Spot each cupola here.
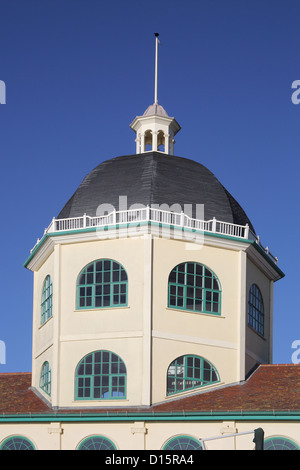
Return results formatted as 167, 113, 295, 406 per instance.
130, 34, 181, 155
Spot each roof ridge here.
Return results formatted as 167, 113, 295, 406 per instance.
0, 371, 31, 376
259, 363, 300, 367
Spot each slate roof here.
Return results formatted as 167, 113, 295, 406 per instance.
58, 152, 255, 234
1, 365, 299, 416
143, 103, 169, 117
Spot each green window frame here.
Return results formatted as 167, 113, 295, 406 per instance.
163, 435, 203, 450
168, 262, 221, 315
248, 284, 264, 336
75, 350, 127, 400
77, 259, 128, 309
167, 354, 220, 396
41, 275, 53, 324
78, 436, 117, 450
0, 436, 35, 450
40, 361, 51, 396
264, 437, 300, 450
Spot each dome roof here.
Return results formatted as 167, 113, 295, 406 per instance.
58, 152, 255, 233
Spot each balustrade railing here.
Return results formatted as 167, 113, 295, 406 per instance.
30, 207, 278, 264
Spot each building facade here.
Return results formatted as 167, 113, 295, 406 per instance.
1, 53, 299, 449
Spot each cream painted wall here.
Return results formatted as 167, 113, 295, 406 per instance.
59, 237, 145, 336
0, 420, 299, 450
58, 337, 144, 407
151, 237, 242, 401
32, 250, 55, 396
245, 258, 272, 372
31, 230, 274, 409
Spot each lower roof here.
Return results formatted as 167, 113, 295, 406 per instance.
0, 365, 300, 419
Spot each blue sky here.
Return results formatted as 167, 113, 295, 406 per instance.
0, 0, 299, 372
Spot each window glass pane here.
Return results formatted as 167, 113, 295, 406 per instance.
176, 378, 184, 390
187, 263, 194, 274
167, 354, 219, 395
77, 260, 128, 309
170, 285, 176, 295
186, 287, 194, 298
1, 437, 36, 450
86, 287, 92, 296
103, 284, 110, 295
163, 436, 202, 451
76, 351, 126, 400
195, 264, 203, 276
178, 263, 185, 273
95, 261, 102, 272
104, 260, 111, 270
248, 284, 264, 336
120, 284, 126, 293
213, 302, 219, 313
168, 263, 221, 315
194, 300, 202, 311
41, 276, 53, 324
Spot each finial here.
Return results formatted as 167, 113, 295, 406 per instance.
154, 33, 160, 105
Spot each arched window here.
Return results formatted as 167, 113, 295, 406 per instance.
157, 130, 165, 152
168, 262, 221, 314
41, 275, 53, 324
75, 350, 127, 400
78, 436, 117, 450
163, 435, 202, 450
264, 437, 299, 450
248, 284, 264, 336
77, 259, 128, 309
144, 129, 152, 151
0, 436, 35, 450
167, 354, 219, 396
40, 361, 51, 396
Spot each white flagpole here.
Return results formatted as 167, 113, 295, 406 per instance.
154, 33, 159, 104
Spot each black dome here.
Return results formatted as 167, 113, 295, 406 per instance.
58, 152, 255, 233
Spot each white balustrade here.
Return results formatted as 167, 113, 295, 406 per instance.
29, 206, 278, 264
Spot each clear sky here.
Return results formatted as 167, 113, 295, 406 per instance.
0, 0, 299, 372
